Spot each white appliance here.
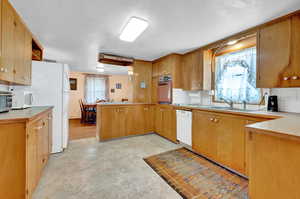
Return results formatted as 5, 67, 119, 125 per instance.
176, 110, 192, 146
30, 61, 70, 153
12, 91, 33, 109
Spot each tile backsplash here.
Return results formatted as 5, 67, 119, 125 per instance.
0, 84, 8, 91
173, 88, 300, 113
270, 88, 300, 113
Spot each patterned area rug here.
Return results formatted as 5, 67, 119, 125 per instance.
144, 148, 248, 199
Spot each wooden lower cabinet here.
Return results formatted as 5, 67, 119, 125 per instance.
192, 111, 218, 161
192, 110, 268, 175
97, 105, 154, 141
155, 105, 176, 142
0, 108, 52, 199
247, 130, 300, 199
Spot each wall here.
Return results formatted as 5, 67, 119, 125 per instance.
68, 72, 86, 119
173, 88, 300, 113
0, 84, 8, 91
108, 75, 130, 102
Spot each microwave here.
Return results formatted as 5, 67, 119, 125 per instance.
12, 91, 33, 109
0, 91, 13, 113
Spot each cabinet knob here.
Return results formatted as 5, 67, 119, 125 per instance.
292, 76, 299, 80
210, 118, 214, 122
214, 118, 219, 123
283, 77, 289, 81
34, 126, 43, 130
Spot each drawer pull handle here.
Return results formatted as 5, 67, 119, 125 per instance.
292, 76, 298, 80
283, 77, 289, 81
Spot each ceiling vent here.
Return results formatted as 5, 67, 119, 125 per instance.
98, 53, 134, 66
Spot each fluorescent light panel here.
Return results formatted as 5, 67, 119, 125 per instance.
120, 17, 149, 42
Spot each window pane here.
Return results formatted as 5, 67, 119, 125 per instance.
85, 76, 106, 103
215, 47, 261, 104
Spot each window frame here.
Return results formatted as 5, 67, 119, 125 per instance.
211, 43, 262, 105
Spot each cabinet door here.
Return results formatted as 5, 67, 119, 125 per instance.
27, 121, 39, 199
192, 111, 218, 160
1, 0, 15, 82
152, 62, 159, 77
48, 112, 53, 154
118, 107, 127, 137
190, 51, 203, 90
151, 77, 158, 103
216, 115, 246, 174
162, 107, 176, 142
182, 51, 203, 90
126, 106, 144, 136
99, 107, 120, 140
257, 18, 292, 88
144, 105, 154, 133
23, 29, 32, 85
42, 117, 49, 167
155, 106, 163, 135
14, 15, 26, 84
182, 53, 192, 90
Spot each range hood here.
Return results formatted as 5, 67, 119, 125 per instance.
98, 53, 134, 66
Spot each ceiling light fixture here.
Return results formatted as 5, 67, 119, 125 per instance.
120, 17, 149, 42
227, 40, 238, 45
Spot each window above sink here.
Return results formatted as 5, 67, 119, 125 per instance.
214, 37, 262, 104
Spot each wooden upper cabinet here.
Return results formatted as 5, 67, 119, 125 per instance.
182, 49, 212, 91
1, 0, 15, 82
152, 54, 182, 88
14, 15, 26, 84
0, 0, 33, 85
257, 14, 300, 88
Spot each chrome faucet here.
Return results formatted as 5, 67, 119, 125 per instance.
220, 97, 234, 109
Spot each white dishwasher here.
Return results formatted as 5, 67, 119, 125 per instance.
176, 110, 192, 146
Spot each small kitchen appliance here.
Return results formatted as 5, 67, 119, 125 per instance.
0, 91, 13, 113
267, 95, 278, 112
12, 90, 33, 109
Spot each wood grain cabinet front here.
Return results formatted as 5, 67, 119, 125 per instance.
97, 105, 155, 141
0, 108, 52, 199
0, 0, 33, 85
182, 49, 212, 91
257, 14, 300, 88
154, 105, 176, 142
192, 110, 269, 176
152, 54, 182, 89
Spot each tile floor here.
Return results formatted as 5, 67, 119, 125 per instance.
33, 134, 183, 199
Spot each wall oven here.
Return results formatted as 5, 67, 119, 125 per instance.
0, 91, 13, 113
158, 75, 172, 104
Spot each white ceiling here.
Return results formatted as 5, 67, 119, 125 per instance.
10, 0, 300, 73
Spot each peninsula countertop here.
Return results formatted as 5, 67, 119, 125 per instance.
0, 106, 53, 123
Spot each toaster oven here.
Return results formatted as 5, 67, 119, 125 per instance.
0, 91, 13, 113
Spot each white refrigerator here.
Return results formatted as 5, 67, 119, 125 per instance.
31, 61, 70, 153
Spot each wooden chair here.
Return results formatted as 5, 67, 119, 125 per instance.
79, 99, 96, 124
79, 99, 86, 123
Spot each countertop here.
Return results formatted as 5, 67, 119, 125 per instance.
0, 106, 53, 123
172, 104, 300, 139
97, 102, 154, 106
